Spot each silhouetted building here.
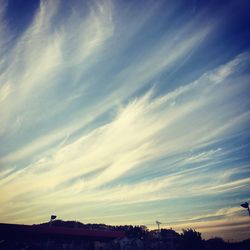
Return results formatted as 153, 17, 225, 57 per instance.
0, 223, 124, 250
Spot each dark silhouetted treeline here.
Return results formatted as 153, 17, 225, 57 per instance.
0, 220, 249, 250
34, 220, 250, 250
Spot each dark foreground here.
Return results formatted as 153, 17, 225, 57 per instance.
0, 221, 249, 250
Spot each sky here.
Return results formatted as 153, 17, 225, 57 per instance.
0, 0, 250, 241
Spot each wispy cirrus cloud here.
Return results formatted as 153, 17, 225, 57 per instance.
0, 3, 214, 163
0, 0, 249, 241
1, 52, 249, 220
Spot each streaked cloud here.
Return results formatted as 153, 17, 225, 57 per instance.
0, 0, 249, 241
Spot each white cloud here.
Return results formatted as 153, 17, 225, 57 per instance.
1, 52, 249, 217
185, 148, 222, 163
0, 6, 216, 162
0, 1, 249, 235
0, 0, 114, 137
0, 82, 11, 103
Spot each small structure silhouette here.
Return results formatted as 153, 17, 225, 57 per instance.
241, 202, 250, 216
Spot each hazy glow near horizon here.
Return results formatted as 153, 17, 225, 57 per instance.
0, 0, 250, 241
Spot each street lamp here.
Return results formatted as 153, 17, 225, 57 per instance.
47, 215, 56, 250
241, 202, 250, 216
50, 214, 57, 227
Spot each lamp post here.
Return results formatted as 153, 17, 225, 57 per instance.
241, 202, 250, 216
47, 215, 57, 250
50, 215, 57, 227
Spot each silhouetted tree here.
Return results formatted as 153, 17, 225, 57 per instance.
177, 228, 205, 250
206, 237, 226, 250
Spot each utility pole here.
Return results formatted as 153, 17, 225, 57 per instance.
155, 221, 161, 237
156, 221, 162, 250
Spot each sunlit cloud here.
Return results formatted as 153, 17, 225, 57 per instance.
0, 0, 249, 241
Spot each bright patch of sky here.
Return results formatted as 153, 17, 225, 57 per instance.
0, 0, 250, 241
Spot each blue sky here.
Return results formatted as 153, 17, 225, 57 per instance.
0, 0, 250, 241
